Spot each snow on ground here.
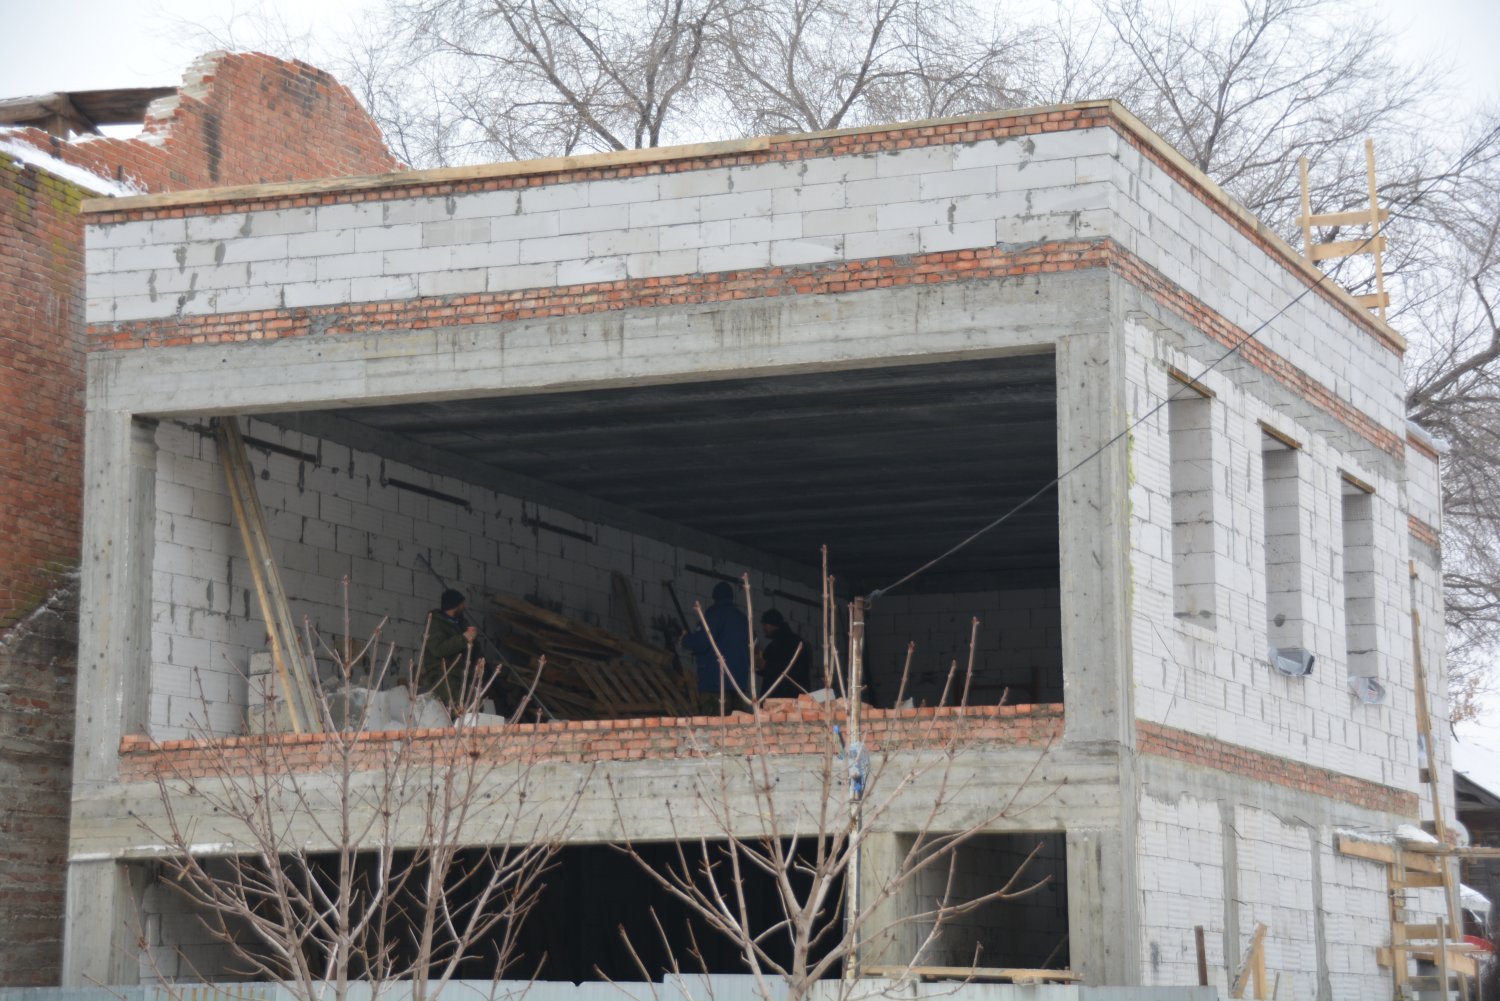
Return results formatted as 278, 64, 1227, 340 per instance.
0, 134, 142, 197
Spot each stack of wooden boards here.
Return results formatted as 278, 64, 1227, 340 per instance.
489, 592, 696, 719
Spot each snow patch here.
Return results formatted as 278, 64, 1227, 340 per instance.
1397, 823, 1441, 845
0, 135, 144, 197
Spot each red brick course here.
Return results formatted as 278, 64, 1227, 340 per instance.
1409, 514, 1441, 550
115, 706, 1417, 817
1137, 720, 1417, 816
117, 701, 1065, 781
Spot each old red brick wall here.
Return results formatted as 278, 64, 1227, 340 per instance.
0, 51, 397, 985
0, 159, 87, 636
6, 52, 400, 191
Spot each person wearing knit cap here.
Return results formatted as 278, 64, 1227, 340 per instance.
419, 589, 479, 711
759, 608, 811, 696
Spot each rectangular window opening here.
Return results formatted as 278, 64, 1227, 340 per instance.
1341, 479, 1377, 680
1261, 434, 1304, 659
1170, 393, 1216, 623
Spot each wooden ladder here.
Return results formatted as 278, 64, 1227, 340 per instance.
1298, 138, 1391, 320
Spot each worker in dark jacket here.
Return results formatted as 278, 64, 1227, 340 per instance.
419, 589, 478, 711
759, 609, 812, 696
680, 581, 752, 709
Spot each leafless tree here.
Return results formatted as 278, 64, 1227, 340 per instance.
1402, 114, 1500, 719
134, 597, 583, 995
611, 572, 1064, 1000
710, 0, 1040, 136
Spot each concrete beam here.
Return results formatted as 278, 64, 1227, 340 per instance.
70, 743, 1122, 861
87, 275, 1099, 418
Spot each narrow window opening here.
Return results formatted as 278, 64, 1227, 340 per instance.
1341, 478, 1377, 681
1262, 433, 1309, 675
1170, 393, 1216, 623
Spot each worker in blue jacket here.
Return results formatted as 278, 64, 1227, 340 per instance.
680, 581, 752, 711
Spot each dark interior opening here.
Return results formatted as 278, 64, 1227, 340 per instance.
266, 354, 1062, 713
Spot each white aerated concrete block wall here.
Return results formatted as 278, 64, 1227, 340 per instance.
1137, 795, 1396, 1000
863, 589, 1062, 707
149, 418, 823, 739
1321, 845, 1392, 1000
1233, 806, 1319, 1001
1137, 792, 1227, 993
1126, 322, 1416, 792
86, 129, 1118, 326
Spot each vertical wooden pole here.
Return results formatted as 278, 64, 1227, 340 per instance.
1365, 139, 1388, 323
1195, 925, 1209, 986
845, 596, 867, 981
1298, 156, 1314, 261
1411, 561, 1469, 1000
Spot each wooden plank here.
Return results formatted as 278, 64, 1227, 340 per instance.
1298, 156, 1314, 262
1230, 922, 1267, 999
1336, 835, 1397, 864
861, 966, 1079, 983
492, 592, 672, 665
1391, 871, 1446, 888
611, 572, 648, 643
1354, 292, 1391, 310
1195, 926, 1209, 986
217, 419, 318, 732
1302, 207, 1391, 228
1400, 923, 1444, 940
1308, 235, 1387, 261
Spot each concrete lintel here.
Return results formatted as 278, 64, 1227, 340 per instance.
86, 276, 1094, 418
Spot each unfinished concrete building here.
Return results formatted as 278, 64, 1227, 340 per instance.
68, 101, 1449, 996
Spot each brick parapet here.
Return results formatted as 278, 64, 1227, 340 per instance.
80, 102, 1400, 355
117, 701, 1064, 780
1137, 720, 1417, 816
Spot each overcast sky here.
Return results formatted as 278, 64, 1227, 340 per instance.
1, 0, 1496, 106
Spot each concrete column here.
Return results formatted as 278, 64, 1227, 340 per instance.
857, 832, 922, 969
1054, 329, 1133, 746
63, 861, 145, 985
1055, 326, 1141, 984
63, 408, 157, 985
1067, 826, 1138, 985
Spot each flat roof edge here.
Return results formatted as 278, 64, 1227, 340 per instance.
78, 99, 1118, 215
78, 97, 1405, 353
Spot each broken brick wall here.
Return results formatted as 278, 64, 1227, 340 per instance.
6, 51, 400, 192
0, 51, 397, 986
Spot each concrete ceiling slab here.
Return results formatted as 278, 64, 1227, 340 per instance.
325, 355, 1060, 592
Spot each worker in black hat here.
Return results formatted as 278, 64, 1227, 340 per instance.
419, 588, 479, 711
759, 608, 811, 696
